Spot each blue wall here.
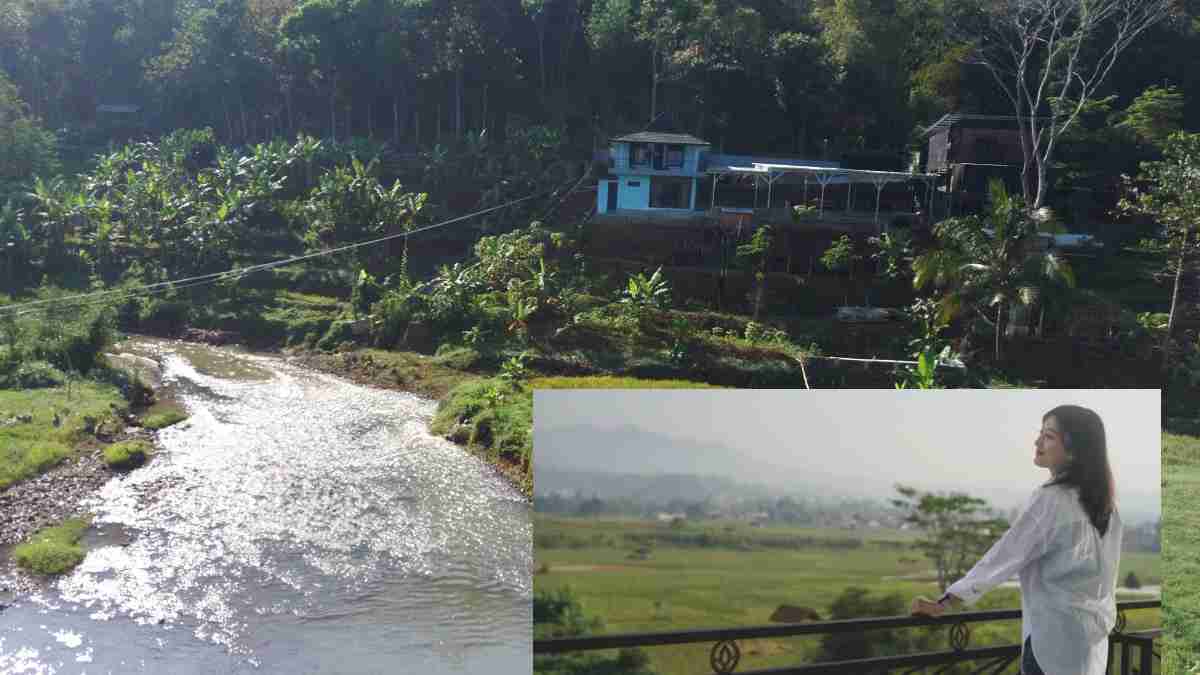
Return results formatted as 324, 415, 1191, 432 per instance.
598, 176, 704, 212
617, 176, 650, 210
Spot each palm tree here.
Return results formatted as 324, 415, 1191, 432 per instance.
913, 179, 1076, 363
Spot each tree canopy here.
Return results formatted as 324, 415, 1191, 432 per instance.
0, 0, 1184, 158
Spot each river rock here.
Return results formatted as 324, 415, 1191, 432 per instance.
181, 328, 240, 346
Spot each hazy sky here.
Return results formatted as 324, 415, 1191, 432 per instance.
535, 389, 1160, 518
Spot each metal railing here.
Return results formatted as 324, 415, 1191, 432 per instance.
534, 599, 1160, 674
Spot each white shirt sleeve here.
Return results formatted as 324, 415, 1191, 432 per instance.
946, 487, 1057, 606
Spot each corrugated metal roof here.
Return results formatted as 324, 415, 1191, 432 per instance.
610, 131, 711, 145
920, 112, 1032, 137
705, 154, 840, 172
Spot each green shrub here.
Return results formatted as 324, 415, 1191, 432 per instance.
371, 288, 426, 348
351, 269, 382, 318
7, 360, 65, 389
103, 439, 152, 470
431, 378, 532, 471
143, 409, 187, 430
316, 320, 357, 352
13, 518, 89, 575
433, 345, 483, 371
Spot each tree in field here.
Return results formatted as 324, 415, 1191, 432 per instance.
1118, 131, 1200, 373
891, 485, 1010, 593
953, 0, 1175, 209
1124, 571, 1141, 589
912, 179, 1075, 363
816, 586, 939, 663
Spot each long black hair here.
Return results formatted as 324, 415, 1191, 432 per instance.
1044, 405, 1116, 536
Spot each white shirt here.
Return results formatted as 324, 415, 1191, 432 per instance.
946, 483, 1123, 675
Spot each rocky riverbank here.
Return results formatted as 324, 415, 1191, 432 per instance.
0, 350, 170, 594
0, 425, 158, 598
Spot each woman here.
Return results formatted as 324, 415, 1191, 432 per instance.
910, 405, 1122, 675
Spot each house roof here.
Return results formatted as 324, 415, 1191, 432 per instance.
920, 112, 1053, 137
611, 130, 711, 146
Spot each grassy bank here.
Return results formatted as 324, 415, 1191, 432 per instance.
535, 516, 1162, 675
141, 400, 188, 430
103, 439, 153, 470
12, 518, 90, 575
1164, 428, 1200, 674
0, 382, 128, 489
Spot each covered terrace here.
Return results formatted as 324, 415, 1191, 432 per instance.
705, 162, 943, 231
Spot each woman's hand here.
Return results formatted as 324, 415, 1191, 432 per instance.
910, 596, 947, 617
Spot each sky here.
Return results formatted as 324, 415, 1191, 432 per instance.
535, 389, 1161, 520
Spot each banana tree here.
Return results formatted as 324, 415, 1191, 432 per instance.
27, 176, 77, 270
0, 200, 29, 288
288, 133, 324, 191
622, 266, 671, 309
913, 179, 1075, 363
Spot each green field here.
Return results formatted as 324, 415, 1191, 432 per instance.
535, 515, 1162, 674
1164, 428, 1200, 674
0, 382, 128, 489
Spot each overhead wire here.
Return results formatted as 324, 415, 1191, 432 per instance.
1, 188, 554, 318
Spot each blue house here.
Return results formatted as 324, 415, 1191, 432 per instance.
597, 129, 711, 214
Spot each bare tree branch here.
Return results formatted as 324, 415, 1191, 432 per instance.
951, 0, 1173, 209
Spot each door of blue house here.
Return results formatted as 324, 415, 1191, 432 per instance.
606, 180, 618, 211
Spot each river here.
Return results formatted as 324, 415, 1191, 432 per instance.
0, 337, 531, 673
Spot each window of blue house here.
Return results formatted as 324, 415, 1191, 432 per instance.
667, 145, 684, 169
631, 143, 650, 166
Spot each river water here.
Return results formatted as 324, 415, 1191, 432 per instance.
0, 338, 531, 674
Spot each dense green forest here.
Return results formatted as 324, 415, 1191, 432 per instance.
2, 0, 1199, 167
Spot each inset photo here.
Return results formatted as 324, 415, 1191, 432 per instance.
532, 389, 1160, 675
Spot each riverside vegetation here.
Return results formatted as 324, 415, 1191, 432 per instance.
0, 126, 1188, 576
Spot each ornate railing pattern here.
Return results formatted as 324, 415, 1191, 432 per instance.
534, 599, 1160, 674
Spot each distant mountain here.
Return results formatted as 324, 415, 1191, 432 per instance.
534, 424, 886, 499
535, 467, 757, 502
533, 424, 1161, 522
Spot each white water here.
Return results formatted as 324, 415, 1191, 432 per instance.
0, 338, 531, 673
